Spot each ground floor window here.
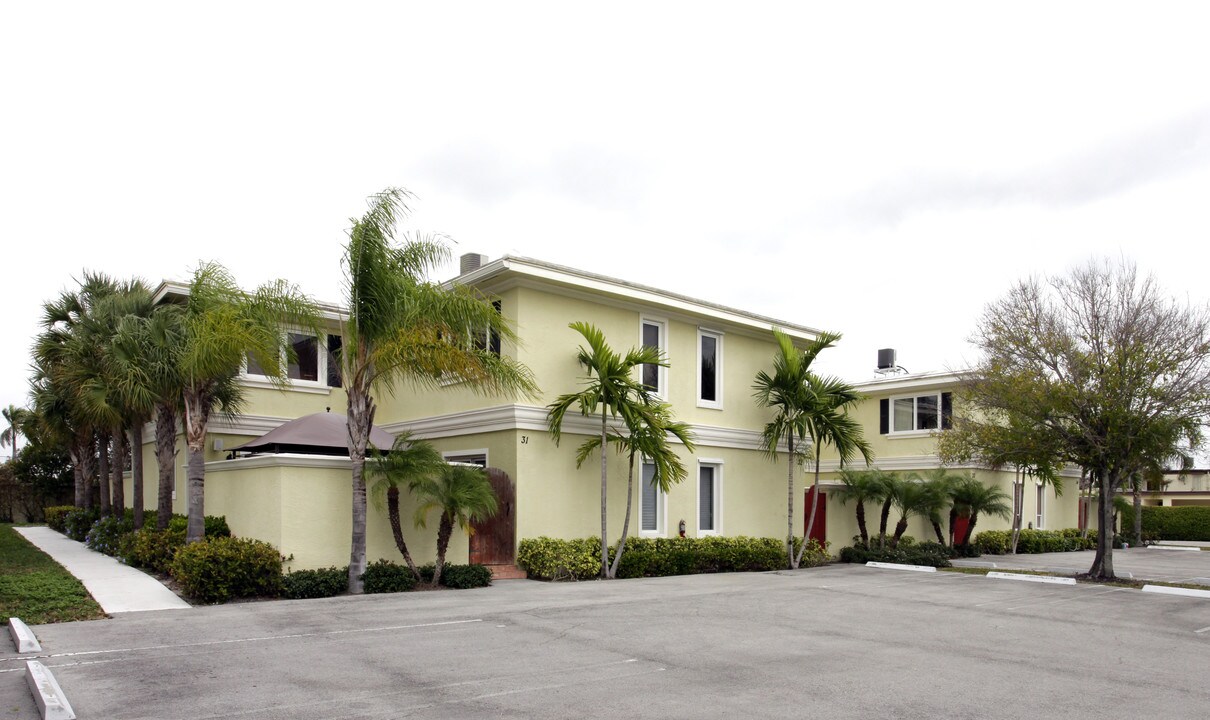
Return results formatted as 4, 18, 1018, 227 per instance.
1035, 483, 1045, 529
640, 462, 664, 535
698, 462, 721, 535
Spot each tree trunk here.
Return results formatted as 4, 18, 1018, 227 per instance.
98, 431, 111, 516
387, 484, 421, 580
346, 376, 374, 594
1132, 484, 1143, 546
931, 519, 945, 545
856, 500, 869, 548
962, 512, 979, 546
182, 389, 210, 544
786, 434, 795, 569
111, 430, 125, 516
878, 497, 893, 549
599, 408, 608, 579
948, 507, 958, 547
1088, 469, 1116, 579
1010, 469, 1023, 554
891, 517, 909, 548
797, 450, 822, 567
432, 513, 454, 587
130, 425, 144, 529
70, 442, 85, 507
154, 403, 176, 530
609, 453, 637, 579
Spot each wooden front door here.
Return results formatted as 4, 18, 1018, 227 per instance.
804, 486, 827, 547
470, 468, 516, 565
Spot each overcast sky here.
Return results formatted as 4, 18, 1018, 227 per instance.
3, 2, 1209, 441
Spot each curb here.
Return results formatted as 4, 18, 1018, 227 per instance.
865, 561, 937, 573
1141, 584, 1210, 599
987, 571, 1076, 585
25, 661, 76, 720
1147, 545, 1202, 552
7, 617, 42, 653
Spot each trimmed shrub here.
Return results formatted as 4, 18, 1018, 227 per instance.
85, 515, 135, 557
438, 563, 493, 589
361, 559, 417, 594
838, 541, 952, 568
44, 506, 76, 533
517, 536, 826, 581
1121, 505, 1210, 542
517, 537, 602, 581
974, 531, 1011, 555
975, 528, 1095, 555
124, 528, 186, 574
283, 566, 348, 599
63, 508, 101, 542
163, 514, 231, 538
170, 536, 283, 604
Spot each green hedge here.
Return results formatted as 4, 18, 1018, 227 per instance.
283, 566, 348, 599
838, 541, 953, 568
170, 536, 283, 604
63, 508, 101, 541
1121, 505, 1210, 542
361, 559, 417, 593
85, 515, 135, 556
517, 536, 827, 581
44, 506, 75, 533
974, 528, 1095, 555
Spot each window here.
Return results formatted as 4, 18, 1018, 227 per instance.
640, 319, 666, 397
639, 462, 664, 536
244, 331, 342, 389
697, 462, 722, 535
1035, 482, 1045, 529
698, 330, 723, 408
444, 451, 488, 467
472, 301, 503, 357
879, 392, 952, 434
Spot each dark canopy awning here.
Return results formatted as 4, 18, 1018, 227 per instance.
231, 412, 396, 457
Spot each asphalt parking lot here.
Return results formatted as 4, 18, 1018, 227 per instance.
4, 557, 1209, 720
952, 545, 1210, 584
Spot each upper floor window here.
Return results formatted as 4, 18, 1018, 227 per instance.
641, 319, 666, 397
698, 329, 723, 409
879, 392, 952, 434
471, 300, 502, 357
246, 332, 343, 389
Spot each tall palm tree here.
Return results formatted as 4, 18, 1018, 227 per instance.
753, 327, 842, 569
409, 463, 498, 587
832, 467, 892, 548
340, 188, 537, 593
913, 468, 964, 545
1, 405, 30, 462
889, 480, 936, 548
369, 432, 446, 581
951, 477, 1012, 547
177, 263, 320, 542
801, 373, 872, 563
547, 322, 661, 579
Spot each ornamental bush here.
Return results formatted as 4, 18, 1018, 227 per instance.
435, 563, 493, 589
838, 541, 953, 568
282, 566, 348, 599
1121, 505, 1210, 542
123, 528, 186, 574
516, 537, 602, 580
63, 508, 101, 542
85, 515, 135, 557
170, 536, 283, 604
44, 506, 76, 533
975, 528, 1095, 555
361, 559, 417, 594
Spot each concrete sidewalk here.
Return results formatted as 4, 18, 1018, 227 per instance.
15, 526, 191, 614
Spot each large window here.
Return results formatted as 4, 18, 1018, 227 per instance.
698, 462, 722, 535
698, 330, 723, 409
640, 462, 664, 536
245, 332, 342, 389
1035, 483, 1045, 529
880, 392, 952, 434
640, 319, 666, 397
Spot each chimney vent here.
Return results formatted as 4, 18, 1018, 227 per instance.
460, 253, 489, 275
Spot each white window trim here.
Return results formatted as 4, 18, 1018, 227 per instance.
241, 328, 333, 393
639, 317, 668, 400
696, 328, 724, 410
1035, 480, 1045, 529
638, 459, 667, 537
887, 392, 944, 435
696, 458, 723, 536
442, 448, 490, 467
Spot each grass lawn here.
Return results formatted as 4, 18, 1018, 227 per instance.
0, 523, 105, 625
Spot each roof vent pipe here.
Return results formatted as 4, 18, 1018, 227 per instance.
460, 253, 489, 275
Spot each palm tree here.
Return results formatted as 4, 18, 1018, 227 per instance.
547, 322, 661, 578
340, 188, 537, 593
832, 467, 892, 548
913, 468, 964, 545
876, 473, 909, 549
177, 263, 320, 542
369, 432, 446, 581
409, 463, 498, 586
753, 327, 841, 569
1, 405, 30, 462
801, 373, 872, 563
889, 480, 937, 548
951, 477, 1012, 547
